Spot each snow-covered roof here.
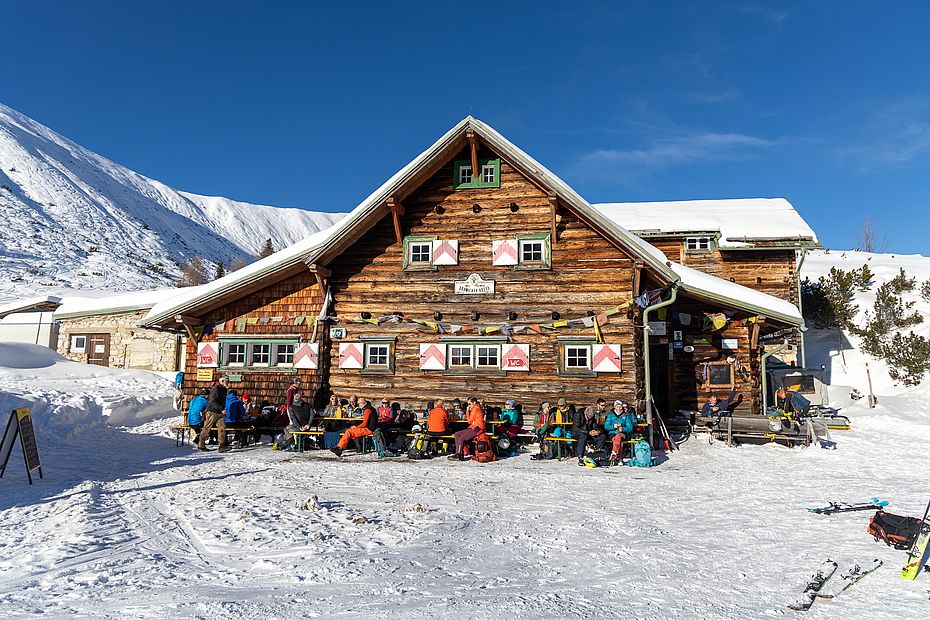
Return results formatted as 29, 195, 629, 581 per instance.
670, 262, 803, 325
54, 288, 188, 319
0, 295, 63, 318
592, 198, 819, 248
140, 117, 805, 329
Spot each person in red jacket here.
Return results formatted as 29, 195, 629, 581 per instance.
449, 397, 485, 461
331, 397, 376, 457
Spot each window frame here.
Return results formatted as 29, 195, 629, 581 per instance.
218, 338, 299, 371
70, 334, 87, 354
453, 158, 501, 189
402, 235, 438, 271
515, 233, 552, 270
360, 338, 396, 375
557, 338, 596, 377
685, 236, 714, 254
440, 337, 506, 375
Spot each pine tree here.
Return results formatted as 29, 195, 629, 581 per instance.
176, 256, 209, 287
214, 261, 226, 280
258, 238, 274, 259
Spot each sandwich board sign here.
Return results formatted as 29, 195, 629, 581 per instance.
0, 407, 43, 484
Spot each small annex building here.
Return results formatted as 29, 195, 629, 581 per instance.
55, 290, 185, 370
140, 117, 816, 424
0, 295, 63, 347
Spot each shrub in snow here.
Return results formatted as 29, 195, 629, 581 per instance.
177, 255, 209, 287
921, 279, 930, 303
883, 332, 930, 386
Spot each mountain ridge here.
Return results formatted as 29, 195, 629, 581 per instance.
0, 102, 344, 302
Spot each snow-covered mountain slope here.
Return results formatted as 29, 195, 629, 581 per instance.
0, 102, 344, 302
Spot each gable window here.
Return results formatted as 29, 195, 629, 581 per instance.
454, 158, 501, 189
70, 334, 87, 354
685, 236, 713, 253
220, 338, 298, 370
410, 242, 432, 264
516, 233, 551, 270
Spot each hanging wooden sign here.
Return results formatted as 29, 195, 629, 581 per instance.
196, 367, 215, 382
0, 407, 43, 485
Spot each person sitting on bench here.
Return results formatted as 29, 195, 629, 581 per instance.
573, 401, 606, 465
275, 393, 315, 450
187, 388, 209, 436
331, 397, 375, 457
428, 399, 450, 438
449, 397, 484, 461
775, 387, 812, 416
700, 387, 738, 417
605, 400, 637, 466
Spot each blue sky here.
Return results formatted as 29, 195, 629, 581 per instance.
3, 1, 929, 253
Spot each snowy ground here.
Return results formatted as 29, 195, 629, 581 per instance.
2, 250, 930, 619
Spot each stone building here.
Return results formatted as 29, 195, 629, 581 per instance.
55, 290, 184, 371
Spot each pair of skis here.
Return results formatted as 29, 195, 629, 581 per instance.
808, 497, 888, 515
901, 500, 930, 581
789, 559, 883, 611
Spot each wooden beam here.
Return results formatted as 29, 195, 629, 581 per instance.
306, 263, 332, 292
750, 318, 765, 349
387, 197, 405, 245
174, 314, 203, 326
548, 193, 559, 242
466, 129, 479, 178
633, 260, 644, 297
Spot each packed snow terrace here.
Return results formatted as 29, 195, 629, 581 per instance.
142, 117, 816, 436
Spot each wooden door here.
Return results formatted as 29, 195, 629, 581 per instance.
87, 334, 111, 366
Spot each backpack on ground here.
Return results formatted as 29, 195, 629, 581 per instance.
625, 440, 654, 468
407, 432, 430, 460
372, 428, 398, 457
583, 449, 611, 468
473, 432, 497, 463
868, 510, 923, 550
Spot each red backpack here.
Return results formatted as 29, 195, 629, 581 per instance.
867, 510, 923, 550
473, 432, 497, 463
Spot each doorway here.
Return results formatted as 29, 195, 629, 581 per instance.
87, 334, 111, 366
649, 343, 673, 417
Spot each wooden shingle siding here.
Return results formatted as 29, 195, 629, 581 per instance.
180, 272, 323, 408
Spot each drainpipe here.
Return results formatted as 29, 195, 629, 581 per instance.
643, 281, 680, 449
796, 248, 808, 368
761, 338, 790, 413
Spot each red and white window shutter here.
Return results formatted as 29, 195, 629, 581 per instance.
418, 343, 447, 370
293, 343, 319, 369
197, 342, 218, 368
592, 344, 622, 373
431, 240, 459, 265
501, 343, 530, 371
338, 343, 364, 369
492, 239, 519, 266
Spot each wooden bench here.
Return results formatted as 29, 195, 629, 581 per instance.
168, 425, 255, 448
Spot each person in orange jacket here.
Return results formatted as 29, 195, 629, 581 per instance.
331, 397, 376, 457
449, 396, 485, 460
427, 399, 450, 437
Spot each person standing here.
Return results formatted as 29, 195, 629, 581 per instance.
198, 376, 230, 453
331, 397, 376, 456
449, 397, 484, 461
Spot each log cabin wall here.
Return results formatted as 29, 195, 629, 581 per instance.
325, 150, 642, 411
180, 272, 323, 409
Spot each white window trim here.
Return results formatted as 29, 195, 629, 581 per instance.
458, 164, 473, 185
249, 343, 271, 367
409, 242, 433, 265
225, 343, 246, 367
685, 236, 713, 253
481, 164, 495, 183
564, 344, 592, 370
448, 345, 473, 368
520, 239, 544, 263
274, 343, 295, 368
475, 345, 501, 369
71, 335, 87, 354
366, 344, 391, 368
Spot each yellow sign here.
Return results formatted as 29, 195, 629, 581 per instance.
196, 367, 215, 382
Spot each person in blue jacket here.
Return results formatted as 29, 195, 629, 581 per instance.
605, 400, 637, 465
225, 390, 246, 425
187, 388, 209, 435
